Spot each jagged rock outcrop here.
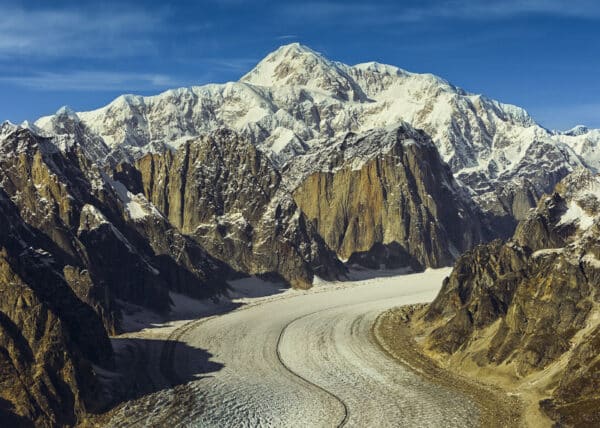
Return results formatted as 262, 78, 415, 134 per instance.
292, 127, 486, 269
0, 126, 234, 424
0, 127, 230, 328
0, 189, 112, 426
418, 168, 600, 425
131, 129, 344, 288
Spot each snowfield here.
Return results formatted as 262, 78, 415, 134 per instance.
106, 268, 479, 427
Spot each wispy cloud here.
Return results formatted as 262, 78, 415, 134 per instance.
430, 0, 600, 20
279, 0, 600, 25
0, 71, 181, 91
0, 5, 164, 59
276, 35, 298, 40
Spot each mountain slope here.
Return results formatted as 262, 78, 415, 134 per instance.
0, 126, 231, 327
411, 169, 600, 426
0, 187, 112, 426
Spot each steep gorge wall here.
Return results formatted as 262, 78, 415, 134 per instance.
0, 189, 112, 426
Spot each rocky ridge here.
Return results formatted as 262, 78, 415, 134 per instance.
130, 128, 345, 288
413, 168, 600, 425
0, 187, 112, 426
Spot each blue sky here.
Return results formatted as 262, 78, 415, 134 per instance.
1, 0, 599, 130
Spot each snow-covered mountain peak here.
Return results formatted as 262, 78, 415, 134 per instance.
241, 43, 366, 101
352, 61, 407, 76
0, 122, 22, 147
271, 42, 320, 57
111, 94, 145, 108
563, 125, 589, 136
242, 43, 329, 85
35, 106, 81, 132
56, 105, 79, 119
1, 120, 17, 136
37, 105, 81, 129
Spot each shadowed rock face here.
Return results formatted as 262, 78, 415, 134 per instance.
0, 128, 231, 328
0, 189, 112, 426
292, 128, 486, 269
0, 128, 233, 424
133, 129, 345, 288
420, 169, 600, 424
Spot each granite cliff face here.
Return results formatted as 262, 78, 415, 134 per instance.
418, 169, 600, 425
130, 129, 344, 288
122, 125, 488, 279
292, 127, 485, 269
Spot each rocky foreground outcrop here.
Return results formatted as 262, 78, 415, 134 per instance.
0, 127, 232, 424
0, 188, 112, 426
414, 169, 600, 425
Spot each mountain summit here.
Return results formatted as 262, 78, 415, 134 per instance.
241, 43, 367, 101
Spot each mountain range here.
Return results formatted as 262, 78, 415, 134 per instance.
0, 43, 599, 425
28, 43, 600, 226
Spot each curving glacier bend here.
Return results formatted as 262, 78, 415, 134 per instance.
106, 268, 479, 427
